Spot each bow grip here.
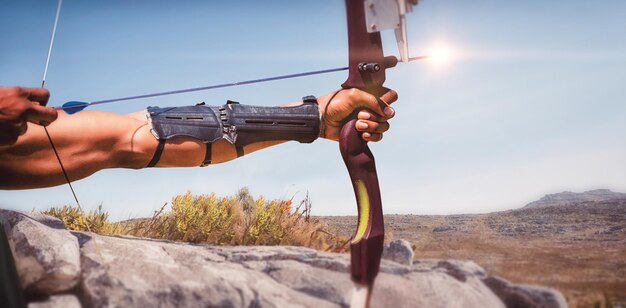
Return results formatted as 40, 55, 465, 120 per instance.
339, 119, 385, 286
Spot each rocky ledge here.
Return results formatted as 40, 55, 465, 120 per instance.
0, 209, 566, 307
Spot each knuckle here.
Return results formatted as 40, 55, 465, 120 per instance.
346, 88, 360, 100
369, 134, 382, 142
41, 90, 51, 103
384, 89, 399, 102
16, 102, 29, 114
7, 105, 28, 120
8, 87, 23, 96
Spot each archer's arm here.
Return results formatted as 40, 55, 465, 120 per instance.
0, 88, 396, 190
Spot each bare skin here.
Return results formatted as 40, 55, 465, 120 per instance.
0, 88, 397, 190
0, 87, 57, 146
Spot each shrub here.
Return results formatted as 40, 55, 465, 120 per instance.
42, 204, 126, 235
41, 189, 348, 251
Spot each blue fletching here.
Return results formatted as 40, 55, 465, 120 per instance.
62, 101, 89, 114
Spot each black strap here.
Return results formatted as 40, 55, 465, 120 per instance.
201, 143, 212, 167
147, 140, 166, 168
236, 145, 245, 158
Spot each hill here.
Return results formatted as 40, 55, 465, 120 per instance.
319, 191, 626, 307
524, 189, 626, 209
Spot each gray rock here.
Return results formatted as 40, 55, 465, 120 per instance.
382, 239, 414, 265
432, 225, 455, 233
27, 294, 81, 308
76, 232, 509, 307
0, 210, 80, 294
0, 209, 568, 307
76, 233, 336, 307
483, 276, 567, 308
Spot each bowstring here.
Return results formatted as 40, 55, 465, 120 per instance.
41, 0, 92, 233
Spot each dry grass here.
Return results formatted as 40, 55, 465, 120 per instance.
42, 204, 127, 235
43, 191, 625, 307
41, 188, 349, 251
320, 201, 626, 308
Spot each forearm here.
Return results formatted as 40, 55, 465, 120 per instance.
0, 110, 155, 189
0, 101, 307, 189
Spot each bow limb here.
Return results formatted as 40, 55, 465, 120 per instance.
340, 0, 394, 306
340, 119, 384, 307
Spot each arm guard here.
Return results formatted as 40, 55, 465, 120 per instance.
146, 99, 320, 165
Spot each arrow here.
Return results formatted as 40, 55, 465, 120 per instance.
56, 54, 431, 115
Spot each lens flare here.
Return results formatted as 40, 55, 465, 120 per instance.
428, 45, 453, 65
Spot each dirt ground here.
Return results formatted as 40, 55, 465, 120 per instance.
319, 200, 626, 307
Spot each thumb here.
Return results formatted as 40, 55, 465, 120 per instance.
348, 88, 394, 119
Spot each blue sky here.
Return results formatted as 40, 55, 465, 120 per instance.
1, 0, 625, 219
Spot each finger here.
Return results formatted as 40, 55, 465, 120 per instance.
356, 120, 389, 134
349, 89, 396, 119
377, 88, 398, 119
347, 89, 388, 118
24, 87, 51, 105
379, 88, 398, 106
378, 89, 398, 119
357, 110, 387, 123
362, 132, 383, 142
24, 103, 58, 126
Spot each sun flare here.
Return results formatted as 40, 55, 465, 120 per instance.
428, 45, 453, 65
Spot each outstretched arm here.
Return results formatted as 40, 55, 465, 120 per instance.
0, 89, 397, 190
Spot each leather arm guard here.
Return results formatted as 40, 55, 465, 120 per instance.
146, 99, 320, 166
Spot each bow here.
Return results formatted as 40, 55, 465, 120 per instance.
339, 0, 416, 306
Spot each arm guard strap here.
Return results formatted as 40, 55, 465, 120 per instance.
146, 99, 320, 166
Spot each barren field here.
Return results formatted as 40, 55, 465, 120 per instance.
319, 200, 626, 307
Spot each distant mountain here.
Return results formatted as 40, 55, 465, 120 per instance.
523, 189, 626, 209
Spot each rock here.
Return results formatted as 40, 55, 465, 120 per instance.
76, 232, 336, 307
483, 276, 567, 308
0, 209, 569, 307
0, 210, 80, 294
382, 239, 414, 265
75, 232, 509, 307
375, 259, 505, 308
27, 294, 81, 308
432, 225, 454, 233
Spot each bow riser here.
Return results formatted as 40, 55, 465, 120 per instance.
342, 0, 387, 93
341, 0, 389, 289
